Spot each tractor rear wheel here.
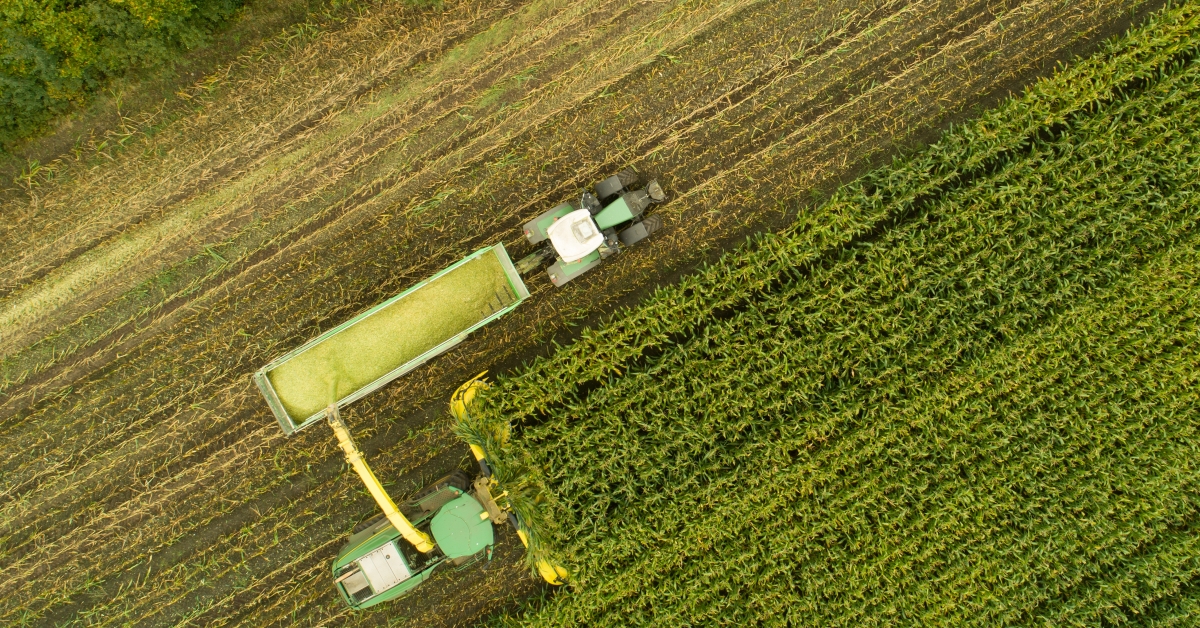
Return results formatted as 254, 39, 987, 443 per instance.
617, 214, 663, 246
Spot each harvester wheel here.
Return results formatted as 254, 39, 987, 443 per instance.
352, 513, 385, 534
642, 214, 663, 235
401, 470, 473, 516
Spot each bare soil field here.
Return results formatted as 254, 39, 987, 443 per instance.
0, 0, 1168, 625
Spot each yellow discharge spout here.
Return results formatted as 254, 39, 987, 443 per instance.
326, 405, 435, 553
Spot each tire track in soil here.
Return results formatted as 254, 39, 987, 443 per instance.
0, 0, 534, 298
0, 0, 1161, 624
0, 0, 599, 377
0, 1, 515, 303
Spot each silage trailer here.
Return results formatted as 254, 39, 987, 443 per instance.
254, 243, 528, 435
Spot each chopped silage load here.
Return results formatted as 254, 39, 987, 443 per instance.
267, 251, 514, 421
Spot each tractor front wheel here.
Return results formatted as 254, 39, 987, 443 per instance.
595, 169, 637, 203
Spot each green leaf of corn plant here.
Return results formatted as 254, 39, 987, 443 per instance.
479, 2, 1200, 623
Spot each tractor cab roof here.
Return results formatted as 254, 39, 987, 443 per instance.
547, 209, 604, 262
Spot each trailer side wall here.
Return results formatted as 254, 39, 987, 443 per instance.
255, 244, 527, 433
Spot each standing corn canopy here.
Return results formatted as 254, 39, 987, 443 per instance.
478, 3, 1200, 625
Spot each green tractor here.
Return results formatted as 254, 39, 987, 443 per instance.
516, 170, 666, 286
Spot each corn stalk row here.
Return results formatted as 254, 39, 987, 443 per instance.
464, 3, 1200, 624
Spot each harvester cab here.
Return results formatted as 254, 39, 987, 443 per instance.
326, 405, 499, 609
516, 170, 666, 286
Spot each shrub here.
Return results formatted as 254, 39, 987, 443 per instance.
0, 0, 242, 144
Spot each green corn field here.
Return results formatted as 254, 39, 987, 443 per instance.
461, 3, 1200, 624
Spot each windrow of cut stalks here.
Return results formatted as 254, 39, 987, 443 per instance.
465, 3, 1200, 625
